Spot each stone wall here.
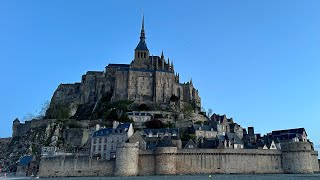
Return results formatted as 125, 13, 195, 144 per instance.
38, 142, 319, 177
14, 119, 56, 137
138, 148, 283, 175
138, 150, 155, 175
311, 151, 319, 172
38, 155, 115, 177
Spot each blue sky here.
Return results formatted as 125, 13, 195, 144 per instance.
0, 1, 319, 151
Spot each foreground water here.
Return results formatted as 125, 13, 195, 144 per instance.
1, 174, 320, 180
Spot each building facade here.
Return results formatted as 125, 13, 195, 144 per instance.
90, 122, 133, 160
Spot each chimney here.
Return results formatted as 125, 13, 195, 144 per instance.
248, 127, 254, 136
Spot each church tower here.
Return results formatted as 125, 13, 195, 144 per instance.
134, 16, 149, 60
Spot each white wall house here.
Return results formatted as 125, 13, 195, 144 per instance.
90, 122, 133, 160
127, 112, 152, 128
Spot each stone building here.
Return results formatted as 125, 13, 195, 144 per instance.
190, 124, 217, 139
263, 128, 309, 150
217, 133, 244, 149
132, 128, 182, 150
90, 122, 133, 160
46, 17, 201, 119
209, 114, 243, 138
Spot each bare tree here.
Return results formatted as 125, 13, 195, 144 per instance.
207, 108, 213, 118
22, 100, 50, 121
37, 100, 50, 119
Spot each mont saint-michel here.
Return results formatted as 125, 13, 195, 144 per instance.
0, 18, 319, 178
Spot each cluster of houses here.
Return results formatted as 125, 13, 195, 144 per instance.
87, 112, 312, 160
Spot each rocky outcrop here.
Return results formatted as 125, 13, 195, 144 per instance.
46, 71, 113, 119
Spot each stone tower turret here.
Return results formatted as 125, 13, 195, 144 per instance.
171, 60, 174, 72
134, 16, 149, 60
115, 142, 139, 176
161, 51, 165, 69
281, 142, 314, 173
12, 118, 20, 137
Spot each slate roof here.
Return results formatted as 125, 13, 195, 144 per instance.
157, 137, 175, 147
184, 139, 197, 149
274, 133, 299, 141
202, 138, 218, 149
93, 123, 131, 138
107, 64, 130, 68
226, 133, 243, 144
116, 123, 130, 130
18, 155, 33, 166
92, 128, 113, 138
86, 71, 104, 75
271, 128, 306, 136
135, 40, 148, 51
128, 131, 146, 144
217, 135, 226, 141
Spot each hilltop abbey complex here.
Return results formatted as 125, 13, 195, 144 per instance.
45, 17, 201, 119
1, 17, 319, 177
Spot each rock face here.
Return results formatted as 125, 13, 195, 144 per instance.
45, 19, 201, 120
0, 138, 11, 169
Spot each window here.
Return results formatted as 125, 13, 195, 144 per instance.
93, 139, 97, 144
99, 138, 102, 143
104, 138, 107, 143
98, 145, 101, 151
104, 145, 107, 150
93, 145, 96, 151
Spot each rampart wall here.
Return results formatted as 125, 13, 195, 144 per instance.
38, 155, 115, 177
138, 149, 283, 175
15, 119, 56, 137
38, 142, 319, 177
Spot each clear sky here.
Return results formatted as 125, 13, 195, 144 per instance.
0, 1, 319, 151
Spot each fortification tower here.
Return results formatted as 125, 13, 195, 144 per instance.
115, 142, 139, 176
12, 118, 20, 137
281, 142, 314, 173
155, 146, 177, 175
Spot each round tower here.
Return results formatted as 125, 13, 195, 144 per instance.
155, 147, 177, 175
281, 142, 314, 173
115, 142, 139, 176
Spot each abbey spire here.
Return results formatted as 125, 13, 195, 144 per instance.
134, 15, 149, 60
140, 15, 145, 42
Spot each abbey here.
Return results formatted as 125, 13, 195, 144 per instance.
46, 17, 201, 118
